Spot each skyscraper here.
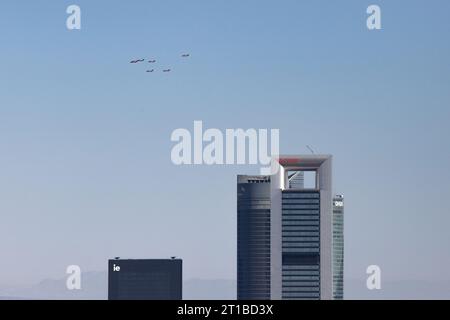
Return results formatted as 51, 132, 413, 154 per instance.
237, 175, 271, 300
237, 155, 335, 300
108, 258, 182, 300
332, 195, 344, 300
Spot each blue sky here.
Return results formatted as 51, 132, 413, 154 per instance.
1, 0, 450, 288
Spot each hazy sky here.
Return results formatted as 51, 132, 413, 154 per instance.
1, 0, 450, 288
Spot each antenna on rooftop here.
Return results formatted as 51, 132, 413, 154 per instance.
306, 145, 315, 154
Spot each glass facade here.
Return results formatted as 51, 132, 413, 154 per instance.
282, 190, 321, 300
332, 195, 344, 300
237, 176, 271, 300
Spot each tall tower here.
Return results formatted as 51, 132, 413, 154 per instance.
237, 175, 271, 299
332, 195, 344, 300
237, 155, 334, 300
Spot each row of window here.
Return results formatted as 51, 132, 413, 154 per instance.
282, 199, 320, 204
282, 287, 320, 292
283, 210, 320, 215
283, 216, 319, 220
283, 231, 319, 237
282, 276, 320, 281
282, 293, 320, 298
282, 193, 319, 199
283, 242, 320, 247
283, 234, 320, 243
283, 248, 320, 253
283, 221, 319, 226
282, 282, 320, 288
285, 225, 320, 231
283, 204, 320, 209
282, 271, 319, 276
238, 205, 270, 209
282, 265, 319, 270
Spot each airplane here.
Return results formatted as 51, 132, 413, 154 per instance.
163, 69, 171, 72
130, 59, 145, 64
181, 54, 190, 58
146, 69, 154, 73
148, 60, 156, 63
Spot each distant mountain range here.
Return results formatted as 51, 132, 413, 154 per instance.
1, 273, 449, 300
0, 272, 235, 300
345, 279, 450, 300
0, 272, 108, 300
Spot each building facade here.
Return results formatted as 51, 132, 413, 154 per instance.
237, 155, 336, 300
281, 189, 321, 299
108, 259, 182, 300
332, 195, 344, 300
237, 175, 271, 299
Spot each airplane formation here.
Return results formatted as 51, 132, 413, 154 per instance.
129, 53, 190, 73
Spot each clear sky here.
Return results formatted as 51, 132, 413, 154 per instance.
1, 0, 450, 288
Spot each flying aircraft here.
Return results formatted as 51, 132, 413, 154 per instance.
148, 60, 156, 63
181, 54, 190, 58
130, 59, 145, 64
163, 69, 171, 72
146, 69, 154, 73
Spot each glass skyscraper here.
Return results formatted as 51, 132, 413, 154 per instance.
332, 195, 344, 300
237, 175, 271, 300
237, 155, 337, 300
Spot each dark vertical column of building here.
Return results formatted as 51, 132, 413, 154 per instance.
282, 190, 321, 300
332, 195, 344, 300
237, 176, 271, 300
